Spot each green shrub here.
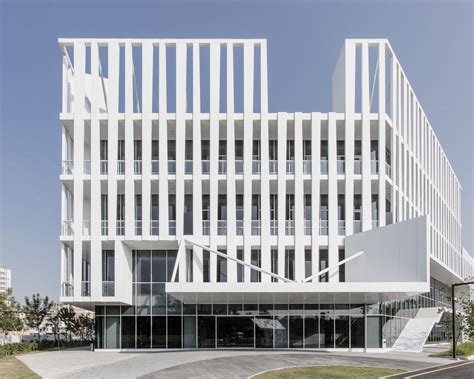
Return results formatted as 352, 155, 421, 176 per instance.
0, 340, 91, 358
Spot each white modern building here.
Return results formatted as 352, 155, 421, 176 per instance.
59, 38, 473, 351
0, 265, 12, 294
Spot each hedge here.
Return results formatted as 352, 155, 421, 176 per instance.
0, 340, 92, 358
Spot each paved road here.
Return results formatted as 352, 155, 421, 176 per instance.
388, 361, 474, 378
18, 348, 449, 379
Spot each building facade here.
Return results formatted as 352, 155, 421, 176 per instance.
0, 265, 12, 294
59, 38, 473, 351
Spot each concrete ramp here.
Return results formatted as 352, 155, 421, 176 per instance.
392, 308, 442, 353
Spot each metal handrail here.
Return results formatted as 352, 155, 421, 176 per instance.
202, 220, 210, 235
270, 220, 278, 235
217, 220, 227, 235
117, 160, 125, 175
319, 220, 328, 235
102, 281, 115, 297
236, 220, 244, 235
62, 160, 74, 175
251, 220, 261, 235
100, 160, 108, 175
101, 220, 108, 236
151, 160, 159, 174
150, 220, 159, 235
116, 220, 125, 235
62, 220, 73, 236
134, 160, 142, 174
285, 220, 295, 235
61, 281, 73, 297
168, 160, 176, 174
303, 160, 311, 174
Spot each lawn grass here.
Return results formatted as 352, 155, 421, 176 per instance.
435, 340, 474, 357
253, 365, 404, 379
0, 356, 40, 379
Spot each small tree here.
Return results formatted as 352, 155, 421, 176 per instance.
58, 306, 77, 342
75, 314, 94, 342
47, 309, 63, 347
0, 289, 24, 341
23, 294, 53, 341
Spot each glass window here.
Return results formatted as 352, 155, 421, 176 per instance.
167, 316, 182, 348
351, 316, 365, 348
304, 315, 319, 348
135, 251, 151, 282
152, 283, 166, 315
152, 316, 166, 348
95, 316, 104, 349
335, 314, 350, 348
137, 316, 151, 348
121, 316, 135, 348
319, 305, 334, 348
183, 316, 196, 348
198, 316, 215, 348
217, 317, 254, 348
136, 283, 151, 315
255, 316, 274, 348
274, 316, 289, 348
166, 250, 177, 282
105, 316, 120, 349
285, 249, 295, 280
251, 249, 261, 282
167, 294, 182, 315
152, 250, 166, 282
289, 316, 303, 348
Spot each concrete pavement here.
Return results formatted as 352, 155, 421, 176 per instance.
17, 348, 450, 379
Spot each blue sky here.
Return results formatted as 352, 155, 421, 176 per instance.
0, 0, 472, 301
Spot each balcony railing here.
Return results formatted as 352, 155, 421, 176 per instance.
135, 220, 142, 235
117, 160, 125, 175
372, 219, 379, 228
218, 220, 227, 235
337, 160, 345, 174
236, 220, 244, 235
83, 160, 91, 175
354, 220, 362, 234
304, 220, 312, 235
270, 220, 278, 235
303, 160, 311, 174
102, 281, 115, 297
150, 220, 159, 235
168, 160, 176, 174
202, 160, 210, 174
269, 160, 278, 174
319, 220, 328, 235
62, 220, 73, 236
338, 220, 346, 235
61, 281, 73, 297
354, 158, 362, 175
371, 159, 379, 174
83, 220, 91, 236
218, 160, 227, 174
81, 281, 90, 297
252, 160, 261, 174
134, 160, 142, 174
251, 220, 261, 235
286, 160, 295, 174
169, 220, 176, 235
100, 160, 108, 175
285, 220, 295, 235
101, 220, 108, 236
235, 160, 244, 174
185, 160, 193, 174
116, 220, 125, 236
385, 162, 392, 178
62, 160, 73, 175
202, 220, 210, 235
320, 159, 328, 174
151, 160, 159, 174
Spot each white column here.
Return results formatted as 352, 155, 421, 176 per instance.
277, 112, 287, 281
158, 43, 169, 239
142, 42, 153, 239
176, 42, 187, 281
378, 42, 386, 226
192, 43, 203, 282
294, 112, 304, 281
226, 43, 237, 282
361, 43, 372, 231
124, 42, 134, 239
72, 41, 85, 298
243, 42, 254, 281
90, 42, 102, 299
209, 42, 220, 282
311, 113, 321, 281
260, 40, 270, 282
107, 42, 119, 245
327, 113, 338, 281
344, 41, 355, 236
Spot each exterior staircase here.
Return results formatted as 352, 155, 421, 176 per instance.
391, 307, 443, 353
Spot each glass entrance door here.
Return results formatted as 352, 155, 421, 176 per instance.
217, 317, 254, 348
